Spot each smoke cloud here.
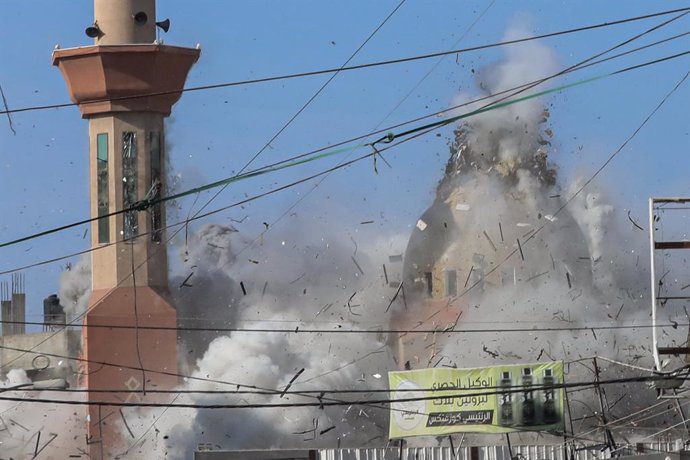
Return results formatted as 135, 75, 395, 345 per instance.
126, 222, 404, 458
58, 255, 91, 321
394, 19, 673, 442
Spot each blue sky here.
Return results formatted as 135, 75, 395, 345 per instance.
0, 1, 689, 326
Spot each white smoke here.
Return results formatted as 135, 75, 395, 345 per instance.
391, 18, 674, 443
58, 255, 91, 320
126, 222, 403, 458
0, 370, 86, 457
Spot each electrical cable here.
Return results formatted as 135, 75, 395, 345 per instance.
218, 18, 690, 381
116, 6, 409, 449
3, 12, 689, 256
2, 6, 688, 116
412, 63, 690, 342
1, 335, 682, 401
2, 16, 684, 416
0, 5, 412, 420
2, 318, 688, 334
0, 372, 684, 409
194, 0, 407, 216
3, 46, 690, 254
0, 131, 428, 375
215, 0, 499, 271
2, 29, 686, 277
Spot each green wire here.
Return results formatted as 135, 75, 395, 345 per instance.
0, 67, 648, 250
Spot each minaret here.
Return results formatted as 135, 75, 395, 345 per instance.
52, 1, 199, 457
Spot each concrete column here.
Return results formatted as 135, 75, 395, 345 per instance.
93, 0, 156, 45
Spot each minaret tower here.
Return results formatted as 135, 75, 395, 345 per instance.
52, 1, 199, 457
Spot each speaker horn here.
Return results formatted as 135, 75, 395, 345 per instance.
85, 23, 103, 38
155, 19, 170, 33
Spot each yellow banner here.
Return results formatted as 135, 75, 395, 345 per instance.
389, 361, 564, 437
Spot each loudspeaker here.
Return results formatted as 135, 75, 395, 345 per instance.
155, 19, 170, 33
85, 23, 102, 38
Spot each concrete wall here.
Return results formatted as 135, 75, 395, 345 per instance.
0, 329, 81, 383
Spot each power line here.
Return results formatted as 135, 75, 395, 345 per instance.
327, 14, 690, 383
413, 62, 690, 340
3, 47, 689, 255
0, 133, 429, 374
178, 0, 407, 269
2, 6, 688, 116
2, 318, 688, 334
3, 12, 688, 255
1, 23, 686, 383
0, 372, 683, 409
115, 5, 408, 444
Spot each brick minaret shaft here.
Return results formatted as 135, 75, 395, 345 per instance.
52, 1, 199, 458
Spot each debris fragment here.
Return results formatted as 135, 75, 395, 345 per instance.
179, 272, 194, 289
320, 425, 336, 435
498, 222, 504, 242
385, 282, 404, 313
482, 346, 499, 358
281, 368, 305, 398
607, 304, 624, 320
289, 273, 306, 284
248, 259, 259, 264
120, 409, 135, 438
383, 264, 389, 284
543, 214, 557, 222
347, 291, 361, 316
9, 418, 28, 431
240, 281, 247, 296
517, 238, 525, 261
315, 303, 333, 317
261, 281, 268, 298
455, 203, 471, 211
350, 236, 358, 257
627, 210, 644, 231
34, 431, 41, 457
293, 417, 319, 440
230, 215, 248, 223
351, 256, 364, 275
526, 271, 548, 283
389, 254, 403, 263
0, 83, 16, 135
463, 266, 474, 288
482, 230, 497, 252
416, 219, 428, 231
360, 220, 374, 225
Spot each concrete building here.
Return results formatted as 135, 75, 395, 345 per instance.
52, 1, 199, 457
1, 273, 26, 336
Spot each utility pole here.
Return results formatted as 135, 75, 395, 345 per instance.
52, 1, 199, 458
593, 358, 618, 456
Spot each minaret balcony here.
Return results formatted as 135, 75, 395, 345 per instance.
52, 44, 200, 118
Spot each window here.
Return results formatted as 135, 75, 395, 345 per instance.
122, 132, 138, 240
96, 133, 109, 244
149, 132, 162, 242
445, 269, 457, 297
